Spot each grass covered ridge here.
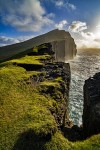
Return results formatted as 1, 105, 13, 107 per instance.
0, 49, 100, 150
0, 64, 58, 150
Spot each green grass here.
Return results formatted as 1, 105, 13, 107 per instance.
33, 43, 48, 52
0, 64, 58, 150
0, 65, 41, 81
1, 54, 51, 66
10, 55, 43, 65
40, 80, 60, 87
45, 133, 100, 150
0, 52, 100, 150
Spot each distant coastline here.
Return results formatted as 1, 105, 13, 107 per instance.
78, 48, 100, 55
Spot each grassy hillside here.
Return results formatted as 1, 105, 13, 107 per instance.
0, 45, 100, 150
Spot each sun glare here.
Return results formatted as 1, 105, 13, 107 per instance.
94, 24, 100, 38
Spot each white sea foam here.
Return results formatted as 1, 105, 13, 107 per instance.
68, 53, 100, 126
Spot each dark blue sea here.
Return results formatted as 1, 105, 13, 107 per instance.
68, 52, 100, 126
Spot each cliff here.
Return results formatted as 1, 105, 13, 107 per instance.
83, 72, 100, 137
0, 36, 100, 149
0, 29, 77, 62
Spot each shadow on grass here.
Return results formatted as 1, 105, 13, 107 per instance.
63, 125, 84, 142
12, 129, 48, 150
13, 63, 43, 71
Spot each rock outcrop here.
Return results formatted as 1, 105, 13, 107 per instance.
41, 62, 71, 129
83, 72, 100, 137
0, 29, 77, 62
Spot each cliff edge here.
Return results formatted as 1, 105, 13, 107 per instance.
0, 29, 77, 62
0, 37, 100, 149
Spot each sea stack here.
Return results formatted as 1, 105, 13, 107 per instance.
83, 72, 100, 137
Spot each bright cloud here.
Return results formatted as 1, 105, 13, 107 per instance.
79, 30, 100, 49
81, 32, 95, 39
96, 24, 100, 28
55, 1, 64, 7
74, 31, 100, 49
55, 20, 68, 29
0, 0, 54, 32
55, 0, 76, 10
69, 21, 100, 49
69, 21, 87, 32
75, 38, 100, 49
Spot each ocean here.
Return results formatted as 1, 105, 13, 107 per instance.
68, 51, 100, 126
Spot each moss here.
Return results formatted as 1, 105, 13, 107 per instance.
45, 132, 72, 150
40, 80, 60, 87
0, 65, 41, 82
0, 54, 51, 68
0, 64, 58, 150
32, 44, 49, 54
55, 77, 63, 82
33, 47, 38, 53
45, 133, 100, 150
72, 134, 100, 150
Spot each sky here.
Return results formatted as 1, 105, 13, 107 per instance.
0, 0, 100, 49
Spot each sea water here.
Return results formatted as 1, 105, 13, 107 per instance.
68, 52, 100, 126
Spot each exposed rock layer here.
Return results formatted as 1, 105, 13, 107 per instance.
41, 62, 71, 129
12, 43, 71, 130
83, 72, 100, 137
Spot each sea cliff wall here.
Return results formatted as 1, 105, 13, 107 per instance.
0, 29, 77, 62
83, 72, 100, 137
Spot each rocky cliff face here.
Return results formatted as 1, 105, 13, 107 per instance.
41, 62, 71, 129
16, 43, 71, 131
0, 29, 77, 62
83, 72, 100, 137
28, 44, 71, 129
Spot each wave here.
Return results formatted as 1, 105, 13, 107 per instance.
68, 53, 100, 126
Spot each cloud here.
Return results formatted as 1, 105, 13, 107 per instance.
96, 25, 100, 28
94, 38, 100, 42
74, 31, 100, 49
0, 35, 33, 47
55, 20, 68, 29
81, 32, 95, 39
69, 21, 87, 32
47, 13, 55, 18
0, 36, 19, 46
75, 39, 100, 49
67, 3, 76, 10
0, 0, 54, 32
55, 1, 64, 7
55, 0, 76, 10
69, 20, 100, 49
